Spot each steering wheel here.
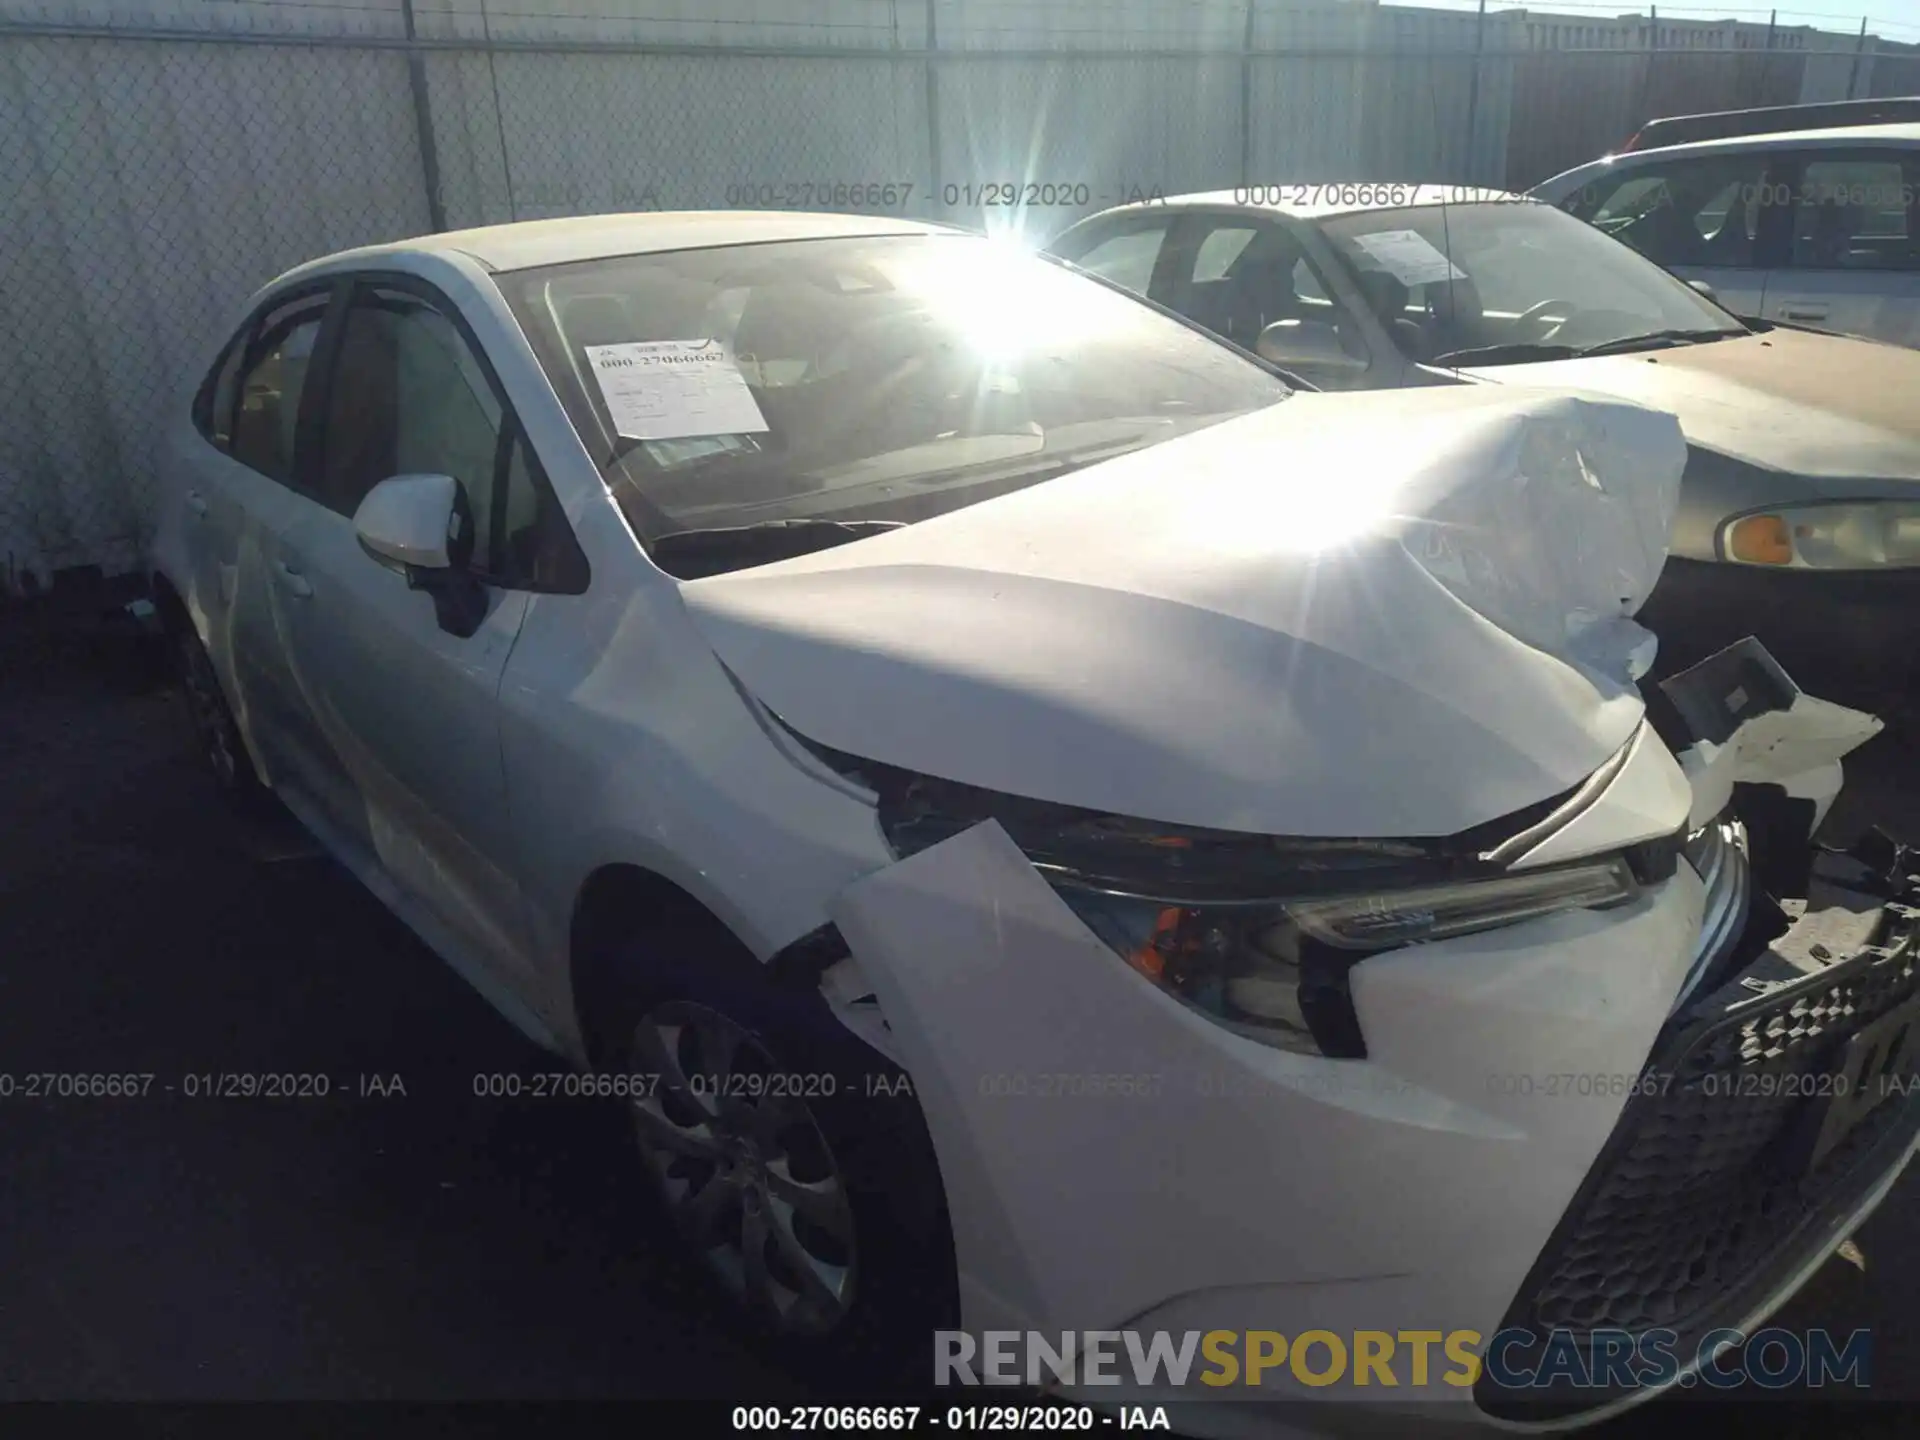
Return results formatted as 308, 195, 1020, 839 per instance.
1542, 307, 1659, 349
1514, 297, 1581, 336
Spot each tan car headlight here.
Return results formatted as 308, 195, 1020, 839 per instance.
1723, 502, 1920, 569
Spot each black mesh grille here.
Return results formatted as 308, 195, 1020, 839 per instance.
1479, 860, 1920, 1419
1527, 950, 1917, 1335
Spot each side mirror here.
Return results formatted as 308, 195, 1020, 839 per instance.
354, 473, 464, 574
1686, 279, 1719, 303
353, 473, 487, 638
1256, 318, 1370, 381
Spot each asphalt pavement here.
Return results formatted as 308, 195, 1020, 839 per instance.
0, 595, 1915, 1434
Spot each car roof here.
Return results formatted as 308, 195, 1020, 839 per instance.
1625, 97, 1920, 150
1572, 120, 1920, 169
1529, 121, 1920, 196
285, 210, 958, 278
1079, 184, 1527, 225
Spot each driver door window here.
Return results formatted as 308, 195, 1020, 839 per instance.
1579, 154, 1770, 269
1575, 152, 1776, 317
312, 283, 578, 590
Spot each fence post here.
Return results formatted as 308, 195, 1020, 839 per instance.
1636, 6, 1658, 133
1758, 10, 1774, 112
1239, 0, 1256, 189
399, 0, 447, 232
476, 0, 518, 220
1463, 0, 1486, 185
1847, 16, 1869, 100
924, 0, 942, 220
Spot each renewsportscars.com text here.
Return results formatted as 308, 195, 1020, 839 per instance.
935, 1326, 1871, 1391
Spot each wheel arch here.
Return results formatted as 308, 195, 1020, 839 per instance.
149, 570, 190, 632
568, 861, 767, 1069
566, 859, 869, 1068
569, 862, 960, 1363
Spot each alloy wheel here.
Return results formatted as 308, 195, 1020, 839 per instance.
626, 1000, 857, 1335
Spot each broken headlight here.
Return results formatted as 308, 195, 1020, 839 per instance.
782, 723, 1652, 1058
816, 748, 1642, 1059
1053, 861, 1638, 1057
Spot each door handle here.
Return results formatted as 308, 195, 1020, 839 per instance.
184, 490, 209, 517
273, 559, 313, 599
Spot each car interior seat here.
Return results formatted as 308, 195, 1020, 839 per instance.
1354, 269, 1428, 360
1801, 198, 1852, 268
1219, 252, 1302, 349
1694, 183, 1755, 266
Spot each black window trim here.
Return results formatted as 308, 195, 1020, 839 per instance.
307, 268, 589, 596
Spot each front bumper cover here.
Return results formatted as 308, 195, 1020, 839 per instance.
816, 637, 1897, 1432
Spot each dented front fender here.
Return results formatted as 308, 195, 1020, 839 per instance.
829, 820, 1703, 1397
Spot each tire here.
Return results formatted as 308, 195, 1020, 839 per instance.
171, 621, 270, 813
597, 921, 957, 1389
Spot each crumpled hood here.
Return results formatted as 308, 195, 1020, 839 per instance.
680, 386, 1687, 837
1464, 326, 1920, 482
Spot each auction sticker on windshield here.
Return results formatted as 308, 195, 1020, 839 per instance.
585, 339, 771, 441
1350, 229, 1467, 287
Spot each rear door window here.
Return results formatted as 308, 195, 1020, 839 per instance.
192, 332, 246, 453
1788, 152, 1919, 272
1052, 220, 1173, 295
1161, 217, 1342, 351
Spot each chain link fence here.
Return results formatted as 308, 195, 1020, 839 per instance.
0, 0, 1912, 587
0, 25, 432, 589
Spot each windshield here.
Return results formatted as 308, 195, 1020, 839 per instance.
1314, 200, 1746, 365
503, 233, 1291, 571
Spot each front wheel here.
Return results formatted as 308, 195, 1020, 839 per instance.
628, 1000, 862, 1336
602, 936, 957, 1385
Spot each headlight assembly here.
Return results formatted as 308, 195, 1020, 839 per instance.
1722, 501, 1920, 569
1284, 858, 1640, 949
1054, 859, 1638, 1058
788, 727, 1657, 1061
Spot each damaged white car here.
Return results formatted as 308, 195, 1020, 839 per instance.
149, 214, 1919, 1432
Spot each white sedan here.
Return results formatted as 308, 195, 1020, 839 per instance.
150, 211, 1916, 1432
